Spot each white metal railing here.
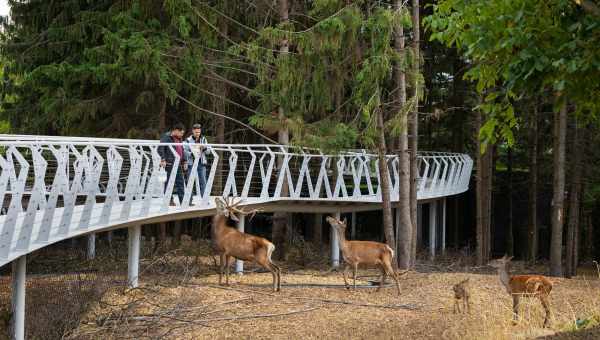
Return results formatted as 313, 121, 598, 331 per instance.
0, 135, 473, 266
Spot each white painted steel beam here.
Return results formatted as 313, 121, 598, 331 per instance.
429, 201, 437, 259
331, 211, 341, 268
11, 256, 26, 340
128, 225, 141, 288
235, 216, 245, 274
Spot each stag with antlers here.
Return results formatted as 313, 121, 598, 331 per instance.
212, 197, 282, 291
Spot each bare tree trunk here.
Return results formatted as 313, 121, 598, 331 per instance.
550, 101, 567, 277
313, 214, 323, 251
475, 110, 484, 265
394, 0, 411, 270
566, 118, 582, 278
409, 0, 420, 267
506, 147, 514, 257
272, 0, 290, 261
585, 214, 593, 261
475, 109, 492, 265
528, 101, 539, 263
377, 109, 397, 254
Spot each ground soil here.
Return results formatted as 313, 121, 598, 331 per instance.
64, 257, 600, 340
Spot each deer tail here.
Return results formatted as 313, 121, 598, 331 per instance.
267, 242, 276, 264
386, 245, 395, 259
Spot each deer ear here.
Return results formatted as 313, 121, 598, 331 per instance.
342, 218, 347, 226
230, 213, 240, 222
506, 256, 514, 262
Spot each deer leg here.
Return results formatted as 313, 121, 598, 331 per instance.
453, 299, 459, 314
342, 264, 350, 290
512, 295, 520, 324
257, 255, 282, 292
353, 263, 358, 290
466, 295, 470, 314
377, 266, 386, 292
272, 262, 282, 292
383, 262, 401, 296
540, 295, 551, 328
225, 256, 231, 286
218, 254, 226, 285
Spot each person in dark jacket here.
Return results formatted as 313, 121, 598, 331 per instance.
184, 123, 210, 198
158, 123, 186, 205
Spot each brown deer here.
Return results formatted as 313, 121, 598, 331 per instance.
326, 216, 404, 295
212, 197, 281, 291
488, 255, 553, 327
452, 278, 471, 314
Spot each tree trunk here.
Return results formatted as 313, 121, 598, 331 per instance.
528, 101, 539, 263
377, 109, 397, 255
394, 0, 411, 270
409, 0, 420, 267
506, 147, 514, 257
566, 117, 582, 278
550, 101, 567, 277
475, 108, 492, 265
313, 214, 323, 251
585, 214, 593, 262
475, 110, 484, 265
272, 0, 290, 261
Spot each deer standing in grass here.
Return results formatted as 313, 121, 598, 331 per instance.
212, 197, 281, 291
488, 255, 553, 327
452, 278, 471, 314
326, 216, 403, 295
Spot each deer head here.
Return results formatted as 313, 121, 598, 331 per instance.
326, 216, 347, 234
488, 254, 513, 269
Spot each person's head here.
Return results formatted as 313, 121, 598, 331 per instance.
192, 123, 202, 138
171, 123, 185, 138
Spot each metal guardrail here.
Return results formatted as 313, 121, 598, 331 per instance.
0, 135, 473, 267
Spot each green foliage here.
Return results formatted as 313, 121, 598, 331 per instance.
0, 0, 217, 136
427, 0, 600, 146
239, 1, 413, 151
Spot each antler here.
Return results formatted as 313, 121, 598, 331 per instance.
221, 197, 263, 220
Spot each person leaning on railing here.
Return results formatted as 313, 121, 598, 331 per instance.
158, 122, 186, 205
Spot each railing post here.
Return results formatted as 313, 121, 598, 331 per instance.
235, 216, 245, 274
128, 225, 142, 288
331, 211, 340, 268
11, 256, 26, 340
429, 201, 437, 260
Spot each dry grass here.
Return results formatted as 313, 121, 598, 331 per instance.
65, 255, 600, 340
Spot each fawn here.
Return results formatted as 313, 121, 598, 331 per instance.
452, 278, 471, 314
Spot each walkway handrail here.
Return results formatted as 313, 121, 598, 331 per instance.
0, 135, 473, 267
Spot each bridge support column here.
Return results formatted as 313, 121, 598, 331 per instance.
429, 201, 437, 260
11, 256, 26, 340
128, 225, 141, 288
331, 211, 340, 268
87, 233, 96, 260
442, 198, 447, 254
235, 216, 245, 274
351, 212, 357, 239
